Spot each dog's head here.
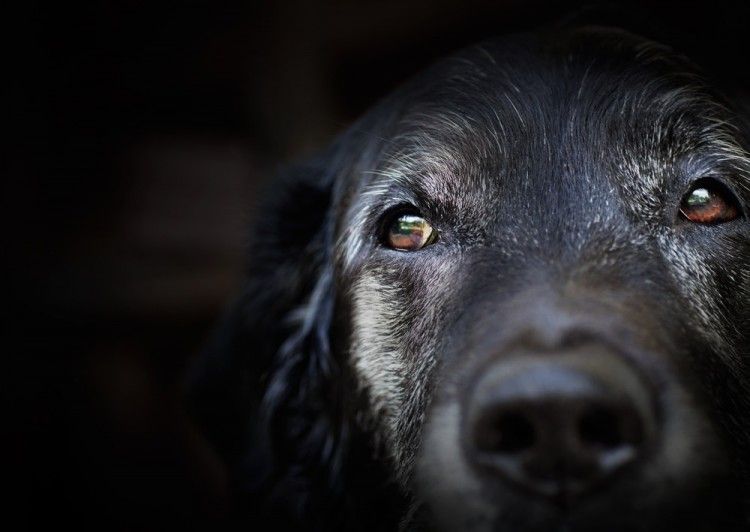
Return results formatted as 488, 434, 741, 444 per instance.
190, 27, 750, 531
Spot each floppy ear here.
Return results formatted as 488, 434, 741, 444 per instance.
185, 151, 344, 518
185, 94, 409, 526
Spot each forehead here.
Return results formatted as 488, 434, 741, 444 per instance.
359, 30, 745, 220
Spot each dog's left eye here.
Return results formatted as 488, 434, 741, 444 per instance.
679, 179, 741, 225
384, 213, 436, 251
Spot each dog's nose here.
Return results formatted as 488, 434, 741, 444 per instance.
466, 353, 657, 502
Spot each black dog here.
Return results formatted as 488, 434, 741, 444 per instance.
188, 26, 750, 531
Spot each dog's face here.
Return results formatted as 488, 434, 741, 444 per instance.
189, 26, 750, 532
328, 28, 750, 530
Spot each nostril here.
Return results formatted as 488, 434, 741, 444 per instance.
475, 411, 536, 454
579, 407, 623, 449
496, 412, 537, 453
578, 406, 643, 451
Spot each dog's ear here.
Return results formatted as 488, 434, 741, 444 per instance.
185, 109, 401, 523
185, 150, 339, 489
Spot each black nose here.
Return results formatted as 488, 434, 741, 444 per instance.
466, 354, 657, 502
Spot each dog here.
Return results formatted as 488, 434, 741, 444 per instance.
187, 26, 750, 531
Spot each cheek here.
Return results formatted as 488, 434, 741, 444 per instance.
350, 274, 410, 444
657, 232, 740, 363
348, 259, 460, 480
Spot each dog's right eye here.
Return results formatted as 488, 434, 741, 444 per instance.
679, 178, 742, 225
383, 212, 437, 251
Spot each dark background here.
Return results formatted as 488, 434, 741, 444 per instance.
7, 1, 749, 529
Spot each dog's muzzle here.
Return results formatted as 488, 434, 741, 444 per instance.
463, 346, 657, 505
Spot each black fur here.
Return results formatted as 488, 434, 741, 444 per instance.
188, 131, 408, 529
188, 26, 750, 531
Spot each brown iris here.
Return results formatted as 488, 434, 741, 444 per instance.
386, 213, 436, 251
679, 180, 740, 225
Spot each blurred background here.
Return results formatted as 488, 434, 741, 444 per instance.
7, 0, 749, 529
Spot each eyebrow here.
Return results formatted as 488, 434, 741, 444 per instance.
360, 147, 465, 213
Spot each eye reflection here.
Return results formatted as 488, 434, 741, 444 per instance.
685, 188, 710, 207
679, 180, 740, 225
386, 214, 436, 251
